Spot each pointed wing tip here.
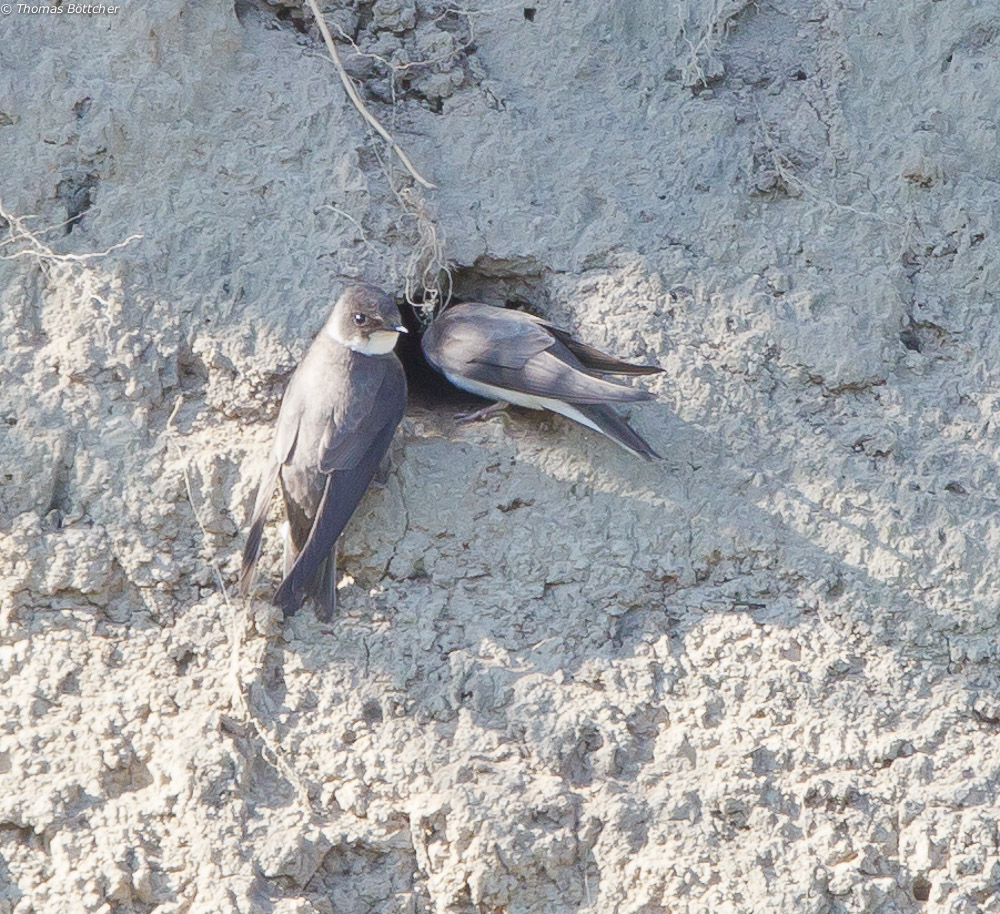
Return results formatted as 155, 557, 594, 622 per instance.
622, 436, 661, 460
610, 368, 664, 387
237, 554, 257, 599
313, 600, 336, 623
605, 362, 665, 377
274, 584, 335, 621
273, 579, 304, 618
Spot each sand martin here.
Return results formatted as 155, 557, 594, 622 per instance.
421, 302, 662, 459
240, 284, 408, 619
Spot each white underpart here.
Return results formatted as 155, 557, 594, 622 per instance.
444, 371, 606, 437
326, 324, 401, 355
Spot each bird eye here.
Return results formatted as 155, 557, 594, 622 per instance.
352, 313, 367, 326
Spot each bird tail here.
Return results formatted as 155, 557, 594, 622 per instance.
306, 552, 338, 622
574, 402, 661, 460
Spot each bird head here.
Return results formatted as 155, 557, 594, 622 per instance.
326, 284, 408, 355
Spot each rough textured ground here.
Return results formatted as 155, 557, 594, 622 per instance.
2, 1, 1000, 912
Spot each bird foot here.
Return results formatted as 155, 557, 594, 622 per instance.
455, 401, 508, 423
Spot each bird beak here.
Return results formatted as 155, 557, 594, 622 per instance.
393, 324, 408, 334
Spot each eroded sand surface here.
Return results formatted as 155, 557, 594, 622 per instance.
2, 2, 999, 912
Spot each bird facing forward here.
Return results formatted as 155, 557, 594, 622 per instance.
240, 285, 408, 619
421, 302, 662, 459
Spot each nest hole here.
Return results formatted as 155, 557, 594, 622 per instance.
398, 259, 549, 411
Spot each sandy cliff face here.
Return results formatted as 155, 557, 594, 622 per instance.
2, 1, 999, 912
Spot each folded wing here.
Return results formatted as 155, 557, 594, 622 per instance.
274, 367, 406, 616
238, 381, 306, 596
424, 304, 655, 404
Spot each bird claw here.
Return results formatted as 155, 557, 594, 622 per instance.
455, 401, 508, 423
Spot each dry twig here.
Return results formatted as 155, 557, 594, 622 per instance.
400, 187, 452, 319
0, 197, 142, 265
753, 101, 904, 230
304, 0, 437, 189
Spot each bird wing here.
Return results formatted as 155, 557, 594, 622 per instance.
274, 363, 406, 616
425, 306, 652, 405
423, 305, 553, 370
572, 402, 661, 460
239, 378, 306, 597
544, 325, 664, 377
318, 380, 396, 473
238, 458, 280, 596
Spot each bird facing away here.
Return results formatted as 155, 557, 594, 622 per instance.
240, 285, 408, 620
421, 302, 663, 459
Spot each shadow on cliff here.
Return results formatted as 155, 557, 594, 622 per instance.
244, 377, 989, 759
223, 329, 1000, 913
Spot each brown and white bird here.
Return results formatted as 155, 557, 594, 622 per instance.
240, 285, 408, 619
421, 302, 662, 459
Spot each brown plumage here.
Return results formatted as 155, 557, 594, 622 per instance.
240, 285, 408, 619
421, 302, 662, 459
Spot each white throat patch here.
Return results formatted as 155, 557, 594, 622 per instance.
326, 324, 400, 355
